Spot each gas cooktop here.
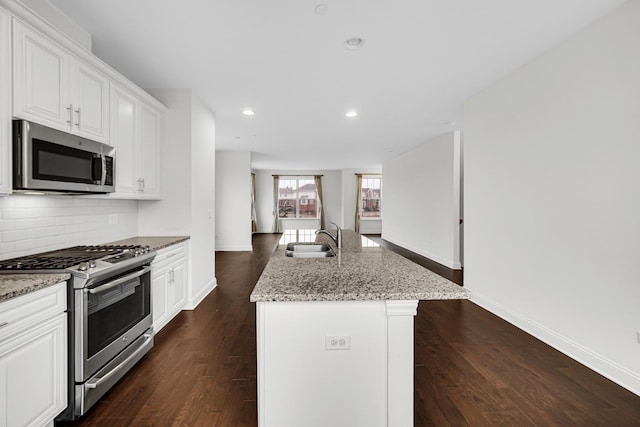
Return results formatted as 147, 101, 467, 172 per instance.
0, 244, 153, 273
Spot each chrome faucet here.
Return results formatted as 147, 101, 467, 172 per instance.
315, 221, 342, 249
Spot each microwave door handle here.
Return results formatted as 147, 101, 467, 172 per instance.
102, 156, 107, 185
88, 266, 151, 294
91, 155, 103, 184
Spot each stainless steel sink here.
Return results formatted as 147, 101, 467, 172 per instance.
285, 243, 336, 258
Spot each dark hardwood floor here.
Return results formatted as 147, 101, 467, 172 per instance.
61, 233, 640, 426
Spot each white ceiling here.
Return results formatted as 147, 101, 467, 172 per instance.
49, 0, 625, 171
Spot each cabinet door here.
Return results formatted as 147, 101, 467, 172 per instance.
138, 103, 161, 198
13, 19, 70, 131
0, 10, 11, 195
169, 262, 186, 315
0, 314, 67, 427
73, 60, 109, 142
110, 84, 138, 195
151, 271, 168, 332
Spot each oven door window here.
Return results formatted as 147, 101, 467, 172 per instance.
87, 273, 150, 358
33, 138, 96, 184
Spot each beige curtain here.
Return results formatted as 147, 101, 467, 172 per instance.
272, 176, 281, 232
355, 174, 363, 233
314, 175, 325, 230
251, 173, 257, 233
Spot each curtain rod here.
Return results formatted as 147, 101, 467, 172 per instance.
272, 174, 323, 177
355, 173, 382, 176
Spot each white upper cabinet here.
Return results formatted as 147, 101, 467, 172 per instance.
13, 19, 109, 143
110, 83, 162, 199
72, 59, 109, 142
110, 83, 138, 195
12, 17, 69, 128
138, 103, 161, 198
0, 8, 11, 195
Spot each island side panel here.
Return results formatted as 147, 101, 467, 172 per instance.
386, 300, 419, 427
257, 300, 388, 427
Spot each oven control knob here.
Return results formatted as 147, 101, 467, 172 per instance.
89, 261, 96, 268
78, 263, 88, 271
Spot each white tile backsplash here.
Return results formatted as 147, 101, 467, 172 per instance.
0, 195, 138, 260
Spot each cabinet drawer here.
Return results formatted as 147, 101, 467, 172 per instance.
0, 282, 66, 342
152, 243, 186, 270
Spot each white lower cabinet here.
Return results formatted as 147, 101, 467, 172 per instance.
0, 282, 67, 427
152, 243, 188, 332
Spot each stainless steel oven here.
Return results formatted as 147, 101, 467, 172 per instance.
74, 264, 153, 414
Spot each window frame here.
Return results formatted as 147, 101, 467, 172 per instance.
360, 175, 382, 221
277, 176, 319, 219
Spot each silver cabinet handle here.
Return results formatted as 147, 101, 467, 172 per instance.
75, 107, 81, 128
0, 321, 8, 329
66, 104, 73, 128
85, 333, 153, 389
88, 266, 151, 294
136, 178, 143, 192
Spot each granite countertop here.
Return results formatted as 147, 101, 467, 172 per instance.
105, 236, 190, 251
0, 273, 71, 303
0, 236, 189, 303
250, 230, 470, 302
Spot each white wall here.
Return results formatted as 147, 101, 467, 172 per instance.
464, 1, 640, 395
141, 89, 216, 309
382, 132, 461, 269
253, 170, 342, 233
189, 94, 216, 304
215, 151, 252, 251
0, 195, 137, 260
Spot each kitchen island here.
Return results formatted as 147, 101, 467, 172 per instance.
250, 230, 469, 427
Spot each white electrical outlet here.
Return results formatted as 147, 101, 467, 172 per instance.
325, 335, 351, 350
637, 331, 640, 344
108, 214, 118, 225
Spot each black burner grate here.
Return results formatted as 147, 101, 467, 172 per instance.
0, 245, 149, 271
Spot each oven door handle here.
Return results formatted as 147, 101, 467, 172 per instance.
85, 332, 153, 390
88, 266, 152, 294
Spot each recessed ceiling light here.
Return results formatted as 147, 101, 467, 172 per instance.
345, 110, 358, 118
314, 4, 328, 15
345, 37, 364, 50
242, 109, 255, 116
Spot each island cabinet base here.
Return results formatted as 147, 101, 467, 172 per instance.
256, 300, 418, 427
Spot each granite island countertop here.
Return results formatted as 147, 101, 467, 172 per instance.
250, 230, 470, 302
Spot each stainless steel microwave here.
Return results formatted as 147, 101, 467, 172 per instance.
13, 120, 115, 194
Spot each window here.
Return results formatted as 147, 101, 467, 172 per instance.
360, 176, 381, 219
278, 177, 318, 219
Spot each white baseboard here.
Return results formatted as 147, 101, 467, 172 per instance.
381, 235, 461, 270
470, 291, 640, 397
215, 245, 253, 251
185, 277, 217, 310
